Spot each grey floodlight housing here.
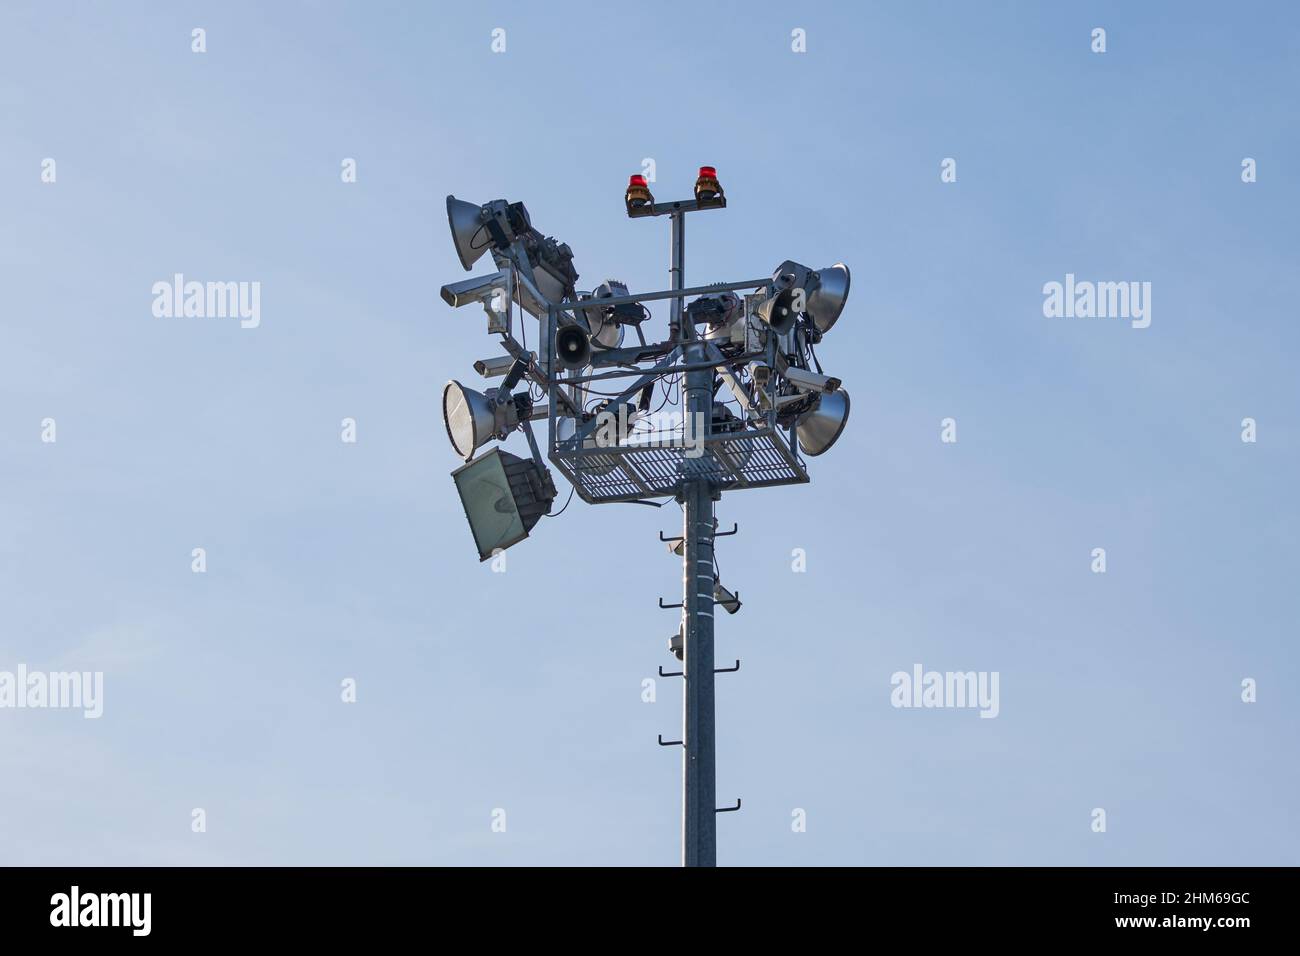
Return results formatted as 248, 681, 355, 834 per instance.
442, 380, 522, 460
752, 260, 851, 339
578, 280, 639, 349
447, 195, 531, 271
795, 390, 851, 456
804, 263, 850, 336
451, 448, 556, 561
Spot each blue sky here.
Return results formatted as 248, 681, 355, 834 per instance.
1, 1, 1296, 865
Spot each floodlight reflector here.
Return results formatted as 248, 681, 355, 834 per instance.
805, 263, 850, 335
443, 380, 499, 460
447, 196, 492, 271
451, 448, 555, 561
795, 390, 850, 456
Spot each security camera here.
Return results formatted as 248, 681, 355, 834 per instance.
473, 354, 525, 378
781, 365, 842, 394
668, 626, 683, 661
440, 269, 511, 309
440, 269, 513, 333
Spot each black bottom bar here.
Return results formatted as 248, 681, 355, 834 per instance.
0, 866, 1287, 941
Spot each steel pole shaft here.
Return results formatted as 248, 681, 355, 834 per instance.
672, 210, 717, 867
681, 472, 716, 866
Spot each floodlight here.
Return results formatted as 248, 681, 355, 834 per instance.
795, 390, 850, 456
451, 448, 556, 561
443, 380, 515, 460
579, 280, 638, 349
803, 263, 851, 335
752, 260, 851, 339
687, 291, 742, 332
505, 265, 552, 320
446, 195, 530, 271
528, 235, 578, 303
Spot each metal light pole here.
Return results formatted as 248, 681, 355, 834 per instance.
672, 210, 718, 867
441, 170, 852, 867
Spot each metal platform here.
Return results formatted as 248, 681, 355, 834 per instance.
550, 425, 808, 504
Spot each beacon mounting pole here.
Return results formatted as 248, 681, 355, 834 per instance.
672, 208, 718, 867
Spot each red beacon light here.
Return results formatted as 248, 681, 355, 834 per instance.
625, 173, 654, 212
694, 166, 723, 203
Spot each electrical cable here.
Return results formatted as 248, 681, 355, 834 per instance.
546, 483, 575, 517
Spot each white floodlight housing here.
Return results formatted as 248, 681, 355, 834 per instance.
795, 390, 851, 456
451, 448, 556, 561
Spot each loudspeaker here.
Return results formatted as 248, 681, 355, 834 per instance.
555, 324, 592, 370
753, 270, 800, 336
